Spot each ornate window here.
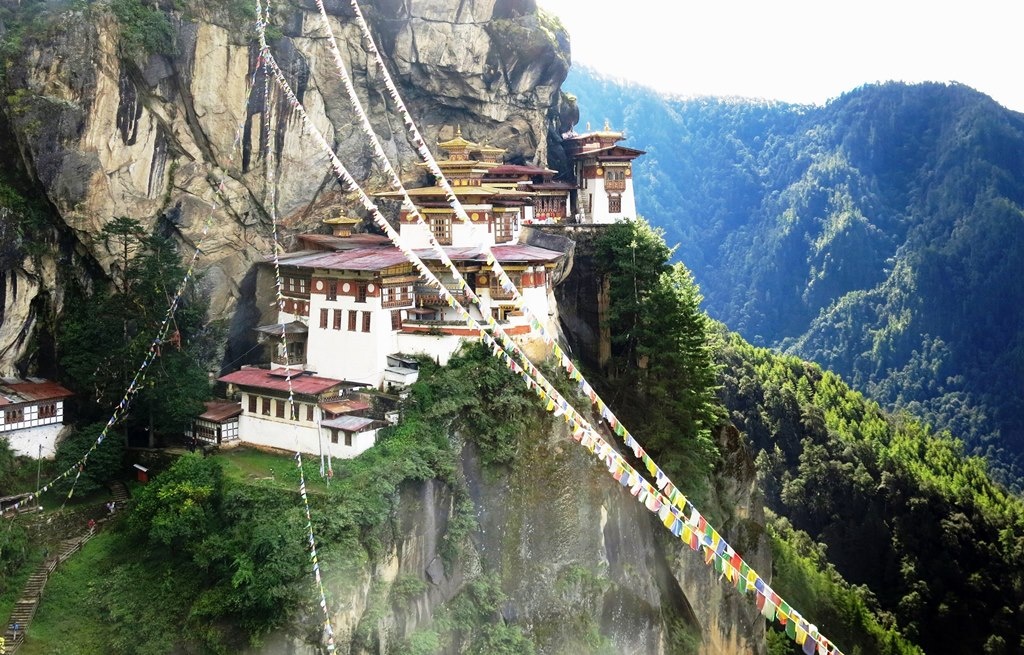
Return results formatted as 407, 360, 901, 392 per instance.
430, 215, 452, 245
608, 195, 622, 213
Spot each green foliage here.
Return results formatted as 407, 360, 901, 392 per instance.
412, 343, 542, 468
436, 575, 535, 655
52, 423, 125, 496
58, 225, 212, 441
567, 70, 1024, 487
110, 0, 175, 58
768, 513, 921, 655
594, 218, 721, 490
129, 453, 223, 551
717, 329, 1024, 653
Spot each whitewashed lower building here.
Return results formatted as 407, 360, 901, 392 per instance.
0, 379, 73, 458
217, 368, 380, 458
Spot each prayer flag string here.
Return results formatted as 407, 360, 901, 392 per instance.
257, 4, 336, 649
258, 5, 843, 651
6, 51, 265, 516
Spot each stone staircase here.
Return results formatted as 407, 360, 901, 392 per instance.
1, 483, 130, 652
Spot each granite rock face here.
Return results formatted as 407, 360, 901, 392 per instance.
0, 0, 569, 372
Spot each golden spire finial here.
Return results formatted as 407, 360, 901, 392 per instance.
455, 125, 462, 138
603, 118, 611, 131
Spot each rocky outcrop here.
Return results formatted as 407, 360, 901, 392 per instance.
0, 0, 569, 372
250, 420, 767, 655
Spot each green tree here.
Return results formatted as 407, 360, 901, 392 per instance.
52, 423, 125, 496
129, 453, 223, 552
59, 223, 211, 444
595, 219, 721, 484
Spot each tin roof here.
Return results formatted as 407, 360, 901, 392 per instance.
0, 380, 74, 407
198, 401, 243, 423
218, 368, 344, 396
319, 398, 372, 415
321, 415, 377, 432
254, 321, 309, 336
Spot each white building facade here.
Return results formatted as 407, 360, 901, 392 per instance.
0, 380, 73, 458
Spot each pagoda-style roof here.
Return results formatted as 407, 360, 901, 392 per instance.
323, 215, 360, 225
572, 144, 646, 160
476, 143, 506, 163
437, 125, 479, 152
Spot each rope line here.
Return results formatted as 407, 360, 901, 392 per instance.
258, 10, 842, 652
310, 6, 843, 652
7, 61, 264, 516
255, 6, 337, 649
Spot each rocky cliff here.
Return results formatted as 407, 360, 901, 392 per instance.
246, 422, 768, 655
0, 0, 570, 372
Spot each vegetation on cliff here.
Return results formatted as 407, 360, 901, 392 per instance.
593, 219, 722, 491
567, 69, 1024, 488
17, 345, 546, 654
718, 331, 1024, 654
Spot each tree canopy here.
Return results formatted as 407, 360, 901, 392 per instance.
58, 218, 213, 444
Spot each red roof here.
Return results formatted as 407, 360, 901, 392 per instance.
198, 401, 242, 423
277, 248, 411, 272
298, 234, 392, 250
419, 245, 562, 263
218, 368, 344, 396
0, 380, 74, 407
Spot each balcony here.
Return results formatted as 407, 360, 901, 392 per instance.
605, 179, 626, 192
271, 353, 306, 367
415, 284, 470, 306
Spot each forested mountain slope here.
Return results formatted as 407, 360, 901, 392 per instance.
564, 68, 1024, 485
715, 330, 1024, 654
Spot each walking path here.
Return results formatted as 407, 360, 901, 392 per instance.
1, 481, 129, 653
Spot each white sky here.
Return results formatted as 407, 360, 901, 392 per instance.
537, 0, 1024, 112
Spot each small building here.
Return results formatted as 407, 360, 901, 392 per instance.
562, 120, 645, 224
187, 401, 242, 446
217, 367, 377, 457
0, 378, 74, 458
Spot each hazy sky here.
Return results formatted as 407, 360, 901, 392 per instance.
537, 0, 1023, 112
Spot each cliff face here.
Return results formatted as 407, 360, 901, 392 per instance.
248, 422, 767, 655
0, 0, 569, 372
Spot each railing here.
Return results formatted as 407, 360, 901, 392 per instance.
382, 297, 414, 309
271, 354, 306, 366
605, 179, 626, 192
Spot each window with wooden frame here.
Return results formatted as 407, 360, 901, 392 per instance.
608, 195, 622, 213
320, 308, 329, 329
306, 404, 314, 422
355, 283, 367, 303
345, 432, 353, 447
38, 403, 57, 419
495, 214, 513, 243
326, 280, 338, 301
261, 397, 271, 416
362, 311, 371, 333
429, 214, 453, 245
348, 310, 358, 331
391, 310, 402, 330
333, 309, 343, 331
4, 408, 23, 424
248, 395, 257, 414
275, 399, 285, 418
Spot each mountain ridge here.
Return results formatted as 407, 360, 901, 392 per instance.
564, 67, 1024, 485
